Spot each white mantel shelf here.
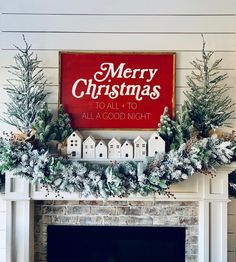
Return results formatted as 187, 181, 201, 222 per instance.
4, 162, 236, 262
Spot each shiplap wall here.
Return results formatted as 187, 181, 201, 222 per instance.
0, 0, 236, 261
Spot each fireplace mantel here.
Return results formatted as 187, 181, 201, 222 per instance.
4, 163, 236, 262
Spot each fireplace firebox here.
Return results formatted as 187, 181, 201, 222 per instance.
47, 225, 185, 262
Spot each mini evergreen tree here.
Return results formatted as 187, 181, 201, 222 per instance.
1, 36, 48, 137
33, 104, 73, 145
158, 105, 194, 151
158, 107, 176, 151
184, 36, 234, 137
33, 103, 57, 144
54, 105, 73, 142
175, 103, 195, 144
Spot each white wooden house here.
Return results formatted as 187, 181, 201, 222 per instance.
67, 130, 83, 159
83, 136, 96, 159
121, 140, 133, 159
148, 132, 165, 156
108, 138, 121, 159
134, 136, 147, 159
95, 140, 108, 159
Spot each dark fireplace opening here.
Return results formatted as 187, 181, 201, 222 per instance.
47, 225, 185, 262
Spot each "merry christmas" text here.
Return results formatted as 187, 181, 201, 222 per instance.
71, 62, 161, 101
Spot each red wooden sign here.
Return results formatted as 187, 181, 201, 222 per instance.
59, 52, 175, 129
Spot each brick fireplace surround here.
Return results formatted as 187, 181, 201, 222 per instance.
5, 163, 235, 262
35, 200, 198, 261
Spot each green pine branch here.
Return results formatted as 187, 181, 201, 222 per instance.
54, 105, 74, 142
32, 103, 57, 144
158, 105, 194, 151
33, 104, 74, 144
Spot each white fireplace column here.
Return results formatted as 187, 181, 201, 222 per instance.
198, 164, 231, 262
5, 175, 34, 262
4, 164, 236, 262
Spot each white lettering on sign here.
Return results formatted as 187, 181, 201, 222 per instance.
94, 63, 158, 82
71, 62, 161, 101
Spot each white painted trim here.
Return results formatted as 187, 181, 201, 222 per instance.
210, 201, 228, 262
199, 200, 210, 262
6, 201, 34, 262
6, 201, 12, 262
5, 172, 30, 200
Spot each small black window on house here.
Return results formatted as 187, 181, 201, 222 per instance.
72, 151, 76, 157
125, 153, 128, 157
99, 153, 103, 157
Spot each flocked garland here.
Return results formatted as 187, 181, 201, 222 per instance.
0, 135, 234, 198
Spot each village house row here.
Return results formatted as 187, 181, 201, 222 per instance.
67, 131, 165, 160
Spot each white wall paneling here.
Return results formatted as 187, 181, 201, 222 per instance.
1, 50, 235, 69
2, 15, 236, 33
2, 0, 236, 14
1, 33, 235, 50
